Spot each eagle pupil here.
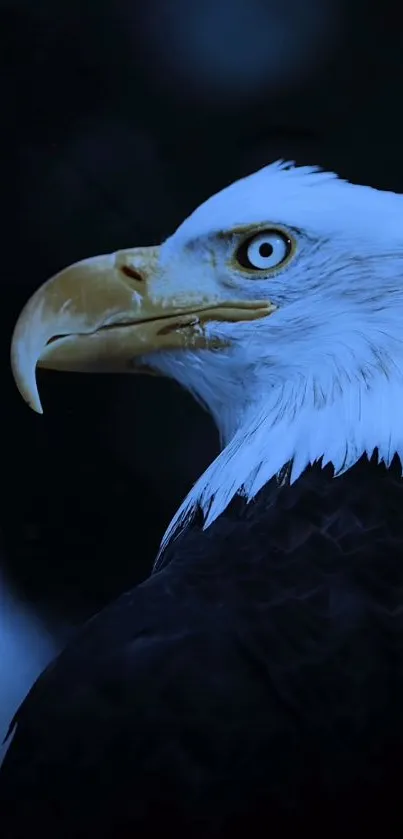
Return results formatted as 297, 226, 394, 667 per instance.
259, 242, 273, 258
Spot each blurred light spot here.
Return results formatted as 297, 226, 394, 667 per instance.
0, 572, 61, 765
137, 0, 342, 102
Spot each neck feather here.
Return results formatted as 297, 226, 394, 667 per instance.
158, 362, 403, 559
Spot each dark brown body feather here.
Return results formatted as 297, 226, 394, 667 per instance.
1, 453, 403, 837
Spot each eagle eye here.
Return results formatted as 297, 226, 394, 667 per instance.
235, 229, 294, 273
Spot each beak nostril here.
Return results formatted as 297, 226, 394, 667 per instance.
120, 265, 144, 282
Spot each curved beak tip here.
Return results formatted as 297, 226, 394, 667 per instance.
30, 393, 44, 415
10, 344, 43, 415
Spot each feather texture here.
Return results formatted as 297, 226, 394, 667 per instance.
2, 455, 403, 837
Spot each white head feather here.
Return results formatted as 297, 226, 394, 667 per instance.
141, 161, 403, 554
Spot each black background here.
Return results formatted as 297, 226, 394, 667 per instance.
2, 0, 402, 633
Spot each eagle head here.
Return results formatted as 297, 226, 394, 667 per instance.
11, 162, 403, 542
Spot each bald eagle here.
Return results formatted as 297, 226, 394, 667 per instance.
3, 161, 403, 837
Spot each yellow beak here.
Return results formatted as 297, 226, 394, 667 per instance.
10, 245, 274, 414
